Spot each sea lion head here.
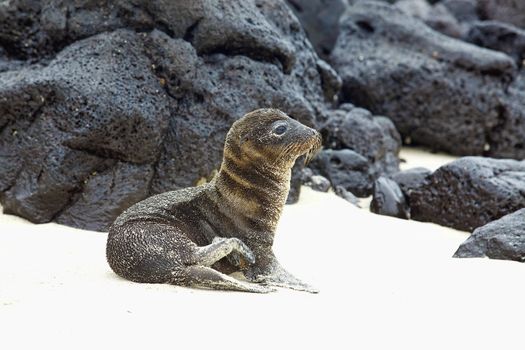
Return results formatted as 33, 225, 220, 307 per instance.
225, 108, 322, 168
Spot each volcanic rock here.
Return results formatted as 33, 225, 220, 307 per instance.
479, 0, 525, 29
396, 0, 465, 38
454, 209, 525, 262
370, 176, 410, 219
310, 149, 373, 197
334, 186, 360, 206
408, 157, 525, 232
390, 167, 431, 197
466, 21, 525, 67
441, 0, 479, 23
0, 0, 334, 230
310, 104, 401, 196
330, 1, 525, 159
285, 0, 348, 58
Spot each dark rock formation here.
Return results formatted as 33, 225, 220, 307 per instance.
285, 0, 348, 58
454, 209, 525, 262
390, 167, 431, 196
0, 30, 168, 231
441, 0, 479, 23
466, 21, 525, 67
0, 0, 336, 231
370, 177, 410, 219
408, 157, 525, 232
396, 0, 465, 38
479, 0, 525, 29
310, 104, 401, 197
321, 105, 401, 175
310, 149, 373, 197
330, 1, 525, 159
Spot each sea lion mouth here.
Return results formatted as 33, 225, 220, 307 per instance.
303, 132, 322, 165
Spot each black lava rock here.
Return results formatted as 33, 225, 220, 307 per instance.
479, 0, 525, 29
310, 104, 401, 197
285, 0, 348, 58
408, 157, 525, 232
321, 106, 401, 175
441, 0, 479, 23
370, 177, 410, 219
390, 167, 432, 196
454, 209, 525, 262
0, 0, 334, 231
308, 175, 331, 192
310, 149, 373, 197
330, 1, 525, 159
0, 30, 169, 231
396, 0, 465, 38
334, 186, 360, 206
466, 21, 525, 67
389, 166, 430, 212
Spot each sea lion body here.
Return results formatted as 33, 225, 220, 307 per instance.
106, 109, 321, 293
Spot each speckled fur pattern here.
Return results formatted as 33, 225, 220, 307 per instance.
106, 109, 322, 293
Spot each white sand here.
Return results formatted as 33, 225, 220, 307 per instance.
1, 148, 524, 349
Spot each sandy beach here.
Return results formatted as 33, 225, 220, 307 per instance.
1, 148, 524, 349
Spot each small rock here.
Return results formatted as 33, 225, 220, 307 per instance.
300, 167, 314, 184
370, 177, 410, 219
454, 209, 525, 262
390, 167, 431, 195
334, 186, 360, 206
308, 175, 331, 192
310, 149, 373, 197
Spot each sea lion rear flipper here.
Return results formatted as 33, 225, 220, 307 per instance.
181, 265, 275, 293
259, 274, 319, 294
245, 253, 319, 294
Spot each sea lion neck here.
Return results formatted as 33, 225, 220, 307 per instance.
212, 150, 292, 235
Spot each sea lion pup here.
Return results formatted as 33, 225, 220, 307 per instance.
106, 108, 322, 293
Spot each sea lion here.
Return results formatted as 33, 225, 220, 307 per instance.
106, 108, 322, 293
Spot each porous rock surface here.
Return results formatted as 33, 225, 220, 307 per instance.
0, 0, 339, 231
285, 0, 348, 58
310, 104, 401, 196
408, 157, 525, 232
454, 209, 525, 262
330, 1, 525, 159
478, 0, 525, 29
466, 21, 525, 67
441, 0, 479, 23
390, 167, 432, 197
396, 0, 465, 38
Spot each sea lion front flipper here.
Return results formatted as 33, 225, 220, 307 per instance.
182, 266, 275, 293
195, 237, 255, 266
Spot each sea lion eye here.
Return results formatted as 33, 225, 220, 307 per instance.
274, 124, 287, 135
